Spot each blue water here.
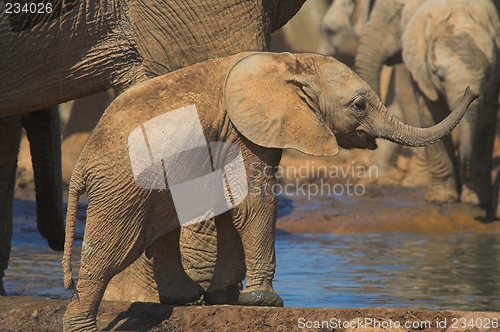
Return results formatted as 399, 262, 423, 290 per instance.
273, 233, 500, 310
5, 199, 500, 311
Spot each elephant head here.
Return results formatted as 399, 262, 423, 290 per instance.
224, 52, 478, 154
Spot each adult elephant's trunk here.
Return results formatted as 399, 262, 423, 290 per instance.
371, 87, 478, 147
354, 0, 405, 96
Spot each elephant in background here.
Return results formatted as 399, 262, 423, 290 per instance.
318, 0, 426, 180
356, 0, 500, 205
0, 0, 307, 296
317, 0, 374, 68
61, 51, 476, 331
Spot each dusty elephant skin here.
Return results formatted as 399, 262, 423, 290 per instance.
355, 0, 500, 206
0, 0, 307, 115
0, 0, 308, 297
60, 51, 476, 331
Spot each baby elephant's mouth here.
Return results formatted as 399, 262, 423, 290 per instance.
336, 131, 377, 150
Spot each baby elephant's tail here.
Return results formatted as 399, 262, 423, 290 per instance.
62, 164, 85, 292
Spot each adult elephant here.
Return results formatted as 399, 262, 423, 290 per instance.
355, 0, 500, 205
0, 0, 307, 301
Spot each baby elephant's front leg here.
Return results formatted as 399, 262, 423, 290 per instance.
234, 193, 283, 306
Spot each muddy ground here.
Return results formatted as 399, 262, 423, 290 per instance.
6, 132, 500, 330
3, 296, 500, 332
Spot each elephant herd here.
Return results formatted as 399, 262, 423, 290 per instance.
355, 0, 500, 207
321, 0, 500, 207
0, 0, 498, 331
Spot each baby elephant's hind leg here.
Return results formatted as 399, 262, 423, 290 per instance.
63, 221, 146, 332
152, 227, 205, 304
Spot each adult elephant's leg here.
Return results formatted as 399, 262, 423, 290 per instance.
0, 115, 22, 295
205, 210, 246, 304
22, 107, 65, 251
375, 67, 401, 175
151, 227, 204, 304
395, 65, 428, 187
461, 87, 499, 206
419, 91, 459, 203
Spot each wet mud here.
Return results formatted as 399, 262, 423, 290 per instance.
3, 296, 500, 331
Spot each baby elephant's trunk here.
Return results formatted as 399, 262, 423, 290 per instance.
372, 87, 478, 146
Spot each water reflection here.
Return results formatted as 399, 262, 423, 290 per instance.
6, 244, 80, 299
274, 233, 500, 310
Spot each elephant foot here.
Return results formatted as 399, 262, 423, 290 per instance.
63, 317, 98, 332
238, 281, 283, 307
63, 301, 98, 332
402, 152, 428, 187
424, 177, 459, 204
238, 289, 284, 307
460, 183, 491, 206
158, 280, 204, 305
402, 164, 428, 188
204, 284, 240, 305
495, 203, 500, 220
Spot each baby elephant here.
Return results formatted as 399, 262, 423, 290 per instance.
62, 51, 476, 331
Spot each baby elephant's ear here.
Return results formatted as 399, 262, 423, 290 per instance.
224, 52, 339, 157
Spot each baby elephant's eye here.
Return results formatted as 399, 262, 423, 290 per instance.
354, 98, 367, 110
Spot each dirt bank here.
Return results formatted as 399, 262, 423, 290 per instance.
3, 296, 500, 331
276, 187, 500, 235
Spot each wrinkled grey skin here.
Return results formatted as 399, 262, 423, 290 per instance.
61, 52, 476, 331
356, 0, 500, 205
0, 0, 306, 296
